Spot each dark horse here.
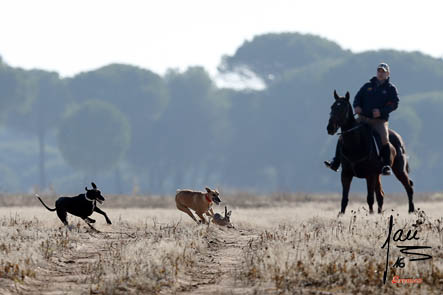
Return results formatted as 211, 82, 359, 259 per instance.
327, 90, 415, 214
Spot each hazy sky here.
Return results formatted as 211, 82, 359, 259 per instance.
1, 0, 442, 78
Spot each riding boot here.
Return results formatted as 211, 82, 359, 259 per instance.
324, 139, 342, 172
381, 144, 392, 176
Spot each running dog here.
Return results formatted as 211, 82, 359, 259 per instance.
175, 187, 221, 224
37, 182, 112, 228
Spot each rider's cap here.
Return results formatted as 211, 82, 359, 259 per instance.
377, 63, 390, 72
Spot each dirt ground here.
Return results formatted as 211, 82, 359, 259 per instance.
0, 194, 441, 294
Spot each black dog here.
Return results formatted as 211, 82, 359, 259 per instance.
37, 182, 112, 228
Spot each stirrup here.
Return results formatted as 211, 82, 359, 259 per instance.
324, 160, 339, 172
382, 165, 391, 176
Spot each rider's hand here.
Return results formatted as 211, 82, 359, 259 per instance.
373, 108, 381, 118
354, 106, 362, 114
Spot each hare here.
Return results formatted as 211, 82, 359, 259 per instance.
212, 206, 233, 228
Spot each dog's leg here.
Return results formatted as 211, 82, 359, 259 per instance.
83, 218, 100, 232
56, 209, 69, 226
208, 208, 215, 217
176, 203, 199, 224
196, 212, 207, 224
94, 207, 112, 224
85, 217, 96, 223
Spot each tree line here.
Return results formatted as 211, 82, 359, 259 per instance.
1, 32, 443, 194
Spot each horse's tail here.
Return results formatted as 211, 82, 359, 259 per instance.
36, 194, 56, 212
405, 161, 414, 187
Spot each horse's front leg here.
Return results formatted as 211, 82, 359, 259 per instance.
340, 172, 353, 215
375, 175, 385, 213
366, 175, 377, 214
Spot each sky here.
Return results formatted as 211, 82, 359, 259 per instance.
1, 0, 442, 81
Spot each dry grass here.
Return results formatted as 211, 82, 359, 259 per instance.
0, 193, 441, 294
0, 207, 212, 294
238, 206, 442, 294
1, 191, 441, 208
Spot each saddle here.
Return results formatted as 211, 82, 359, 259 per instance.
361, 123, 406, 158
358, 123, 383, 158
370, 128, 382, 157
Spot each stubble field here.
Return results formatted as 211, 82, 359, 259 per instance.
0, 192, 441, 294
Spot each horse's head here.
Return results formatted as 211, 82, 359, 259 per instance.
327, 90, 353, 135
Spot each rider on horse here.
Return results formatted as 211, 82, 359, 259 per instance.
324, 62, 399, 176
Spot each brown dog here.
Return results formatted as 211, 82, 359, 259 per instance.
175, 187, 221, 224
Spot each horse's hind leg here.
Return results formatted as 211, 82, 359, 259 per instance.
366, 175, 377, 214
375, 175, 384, 213
392, 155, 415, 213
340, 173, 353, 214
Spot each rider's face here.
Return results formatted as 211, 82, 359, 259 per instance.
376, 69, 389, 82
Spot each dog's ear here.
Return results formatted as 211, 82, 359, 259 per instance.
85, 186, 88, 191
205, 187, 211, 193
91, 182, 97, 190
345, 91, 350, 101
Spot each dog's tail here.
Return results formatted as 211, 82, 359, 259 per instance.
35, 194, 56, 211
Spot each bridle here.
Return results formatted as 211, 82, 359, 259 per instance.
330, 101, 374, 174
330, 101, 352, 131
337, 117, 362, 135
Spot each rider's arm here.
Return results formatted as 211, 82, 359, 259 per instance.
381, 85, 399, 118
353, 84, 366, 109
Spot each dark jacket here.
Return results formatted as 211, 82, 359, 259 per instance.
353, 77, 399, 121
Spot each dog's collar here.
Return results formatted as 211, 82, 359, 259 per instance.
84, 194, 95, 202
205, 194, 212, 203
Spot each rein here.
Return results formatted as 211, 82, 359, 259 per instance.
205, 194, 212, 203
332, 107, 359, 136
336, 111, 373, 174
337, 123, 362, 135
